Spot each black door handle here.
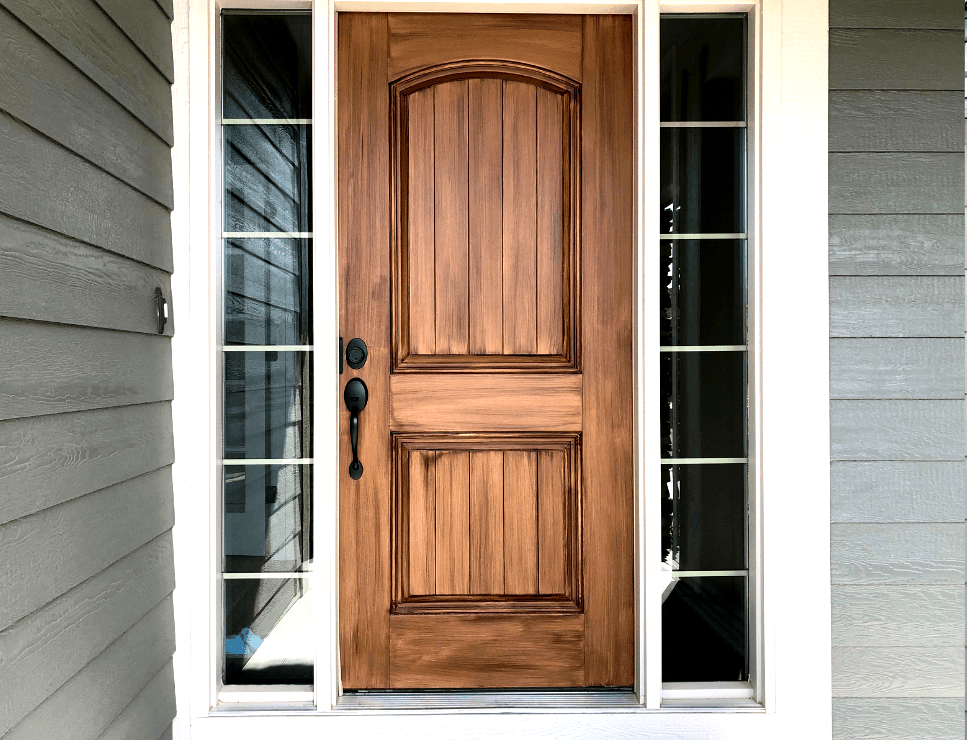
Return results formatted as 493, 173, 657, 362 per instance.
344, 378, 368, 480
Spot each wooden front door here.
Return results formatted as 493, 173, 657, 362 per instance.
338, 12, 634, 689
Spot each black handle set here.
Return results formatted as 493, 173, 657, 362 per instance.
342, 338, 368, 480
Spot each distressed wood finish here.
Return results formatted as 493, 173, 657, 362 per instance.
830, 523, 964, 585
831, 647, 964, 698
829, 215, 964, 276
829, 338, 964, 399
828, 154, 964, 215
832, 699, 966, 740
829, 92, 963, 153
342, 14, 633, 688
831, 585, 964, 646
388, 14, 583, 82
831, 462, 965, 523
828, 29, 962, 91
830, 400, 964, 461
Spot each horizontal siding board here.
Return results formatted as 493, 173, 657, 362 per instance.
830, 338, 964, 399
832, 647, 964, 698
0, 468, 175, 630
0, 113, 172, 271
94, 661, 175, 740
832, 699, 966, 740
831, 585, 965, 646
0, 403, 174, 526
829, 29, 963, 91
2, 0, 173, 144
157, 724, 173, 740
830, 277, 964, 338
0, 217, 174, 335
830, 400, 965, 461
829, 215, 964, 276
0, 320, 173, 421
829, 91, 964, 152
0, 534, 174, 733
830, 523, 965, 585
831, 462, 965, 523
829, 0, 964, 29
829, 153, 963, 214
4, 597, 174, 740
91, 0, 174, 82
0, 8, 174, 207
153, 0, 173, 20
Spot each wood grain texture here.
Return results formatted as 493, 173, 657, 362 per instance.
4, 597, 174, 740
830, 400, 964, 461
407, 450, 435, 596
0, 217, 174, 334
0, 534, 173, 733
2, 0, 173, 144
831, 462, 965, 523
468, 78, 504, 355
470, 450, 504, 594
830, 523, 964, 584
0, 8, 174, 209
390, 374, 582, 432
829, 215, 964, 276
389, 614, 584, 688
581, 14, 635, 687
829, 153, 963, 215
405, 87, 436, 355
503, 451, 538, 595
0, 112, 172, 270
829, 0, 963, 29
829, 338, 964, 399
537, 87, 565, 356
831, 585, 964, 646
388, 14, 582, 83
91, 0, 174, 82
832, 647, 964, 698
502, 80, 538, 354
0, 468, 174, 631
828, 29, 962, 91
538, 450, 566, 594
433, 81, 470, 355
337, 13, 392, 689
0, 320, 173, 421
829, 92, 964, 153
93, 661, 175, 740
435, 451, 470, 595
832, 699, 966, 740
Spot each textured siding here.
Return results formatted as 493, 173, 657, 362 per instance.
0, 1, 177, 738
829, 2, 965, 738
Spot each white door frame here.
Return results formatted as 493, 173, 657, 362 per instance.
169, 0, 831, 735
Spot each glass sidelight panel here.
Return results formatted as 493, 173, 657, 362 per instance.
220, 11, 313, 690
659, 13, 749, 685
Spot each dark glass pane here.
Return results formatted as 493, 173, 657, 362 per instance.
223, 14, 312, 120
661, 464, 746, 571
224, 237, 312, 346
224, 463, 312, 574
662, 576, 748, 681
660, 16, 745, 122
661, 239, 746, 346
660, 128, 746, 235
661, 350, 746, 459
223, 351, 312, 460
224, 578, 314, 685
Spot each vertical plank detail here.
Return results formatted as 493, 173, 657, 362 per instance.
502, 81, 538, 354
470, 449, 504, 594
503, 450, 539, 594
406, 88, 435, 355
408, 450, 436, 595
538, 449, 567, 594
435, 450, 471, 594
433, 81, 470, 354
537, 87, 565, 355
469, 78, 504, 354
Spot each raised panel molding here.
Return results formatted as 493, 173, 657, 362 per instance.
391, 62, 581, 373
392, 433, 582, 615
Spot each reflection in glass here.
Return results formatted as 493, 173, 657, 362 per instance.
660, 128, 746, 235
662, 576, 748, 681
661, 239, 746, 346
661, 464, 746, 571
660, 16, 746, 122
224, 577, 314, 685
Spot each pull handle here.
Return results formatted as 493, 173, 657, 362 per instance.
344, 378, 368, 480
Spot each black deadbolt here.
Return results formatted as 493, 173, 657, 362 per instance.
346, 337, 368, 369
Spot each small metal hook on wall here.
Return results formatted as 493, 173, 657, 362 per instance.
155, 287, 168, 335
